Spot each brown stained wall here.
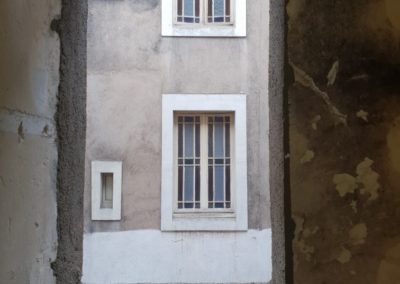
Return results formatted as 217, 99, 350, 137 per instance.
288, 0, 400, 283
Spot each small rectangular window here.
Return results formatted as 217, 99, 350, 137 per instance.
91, 161, 122, 220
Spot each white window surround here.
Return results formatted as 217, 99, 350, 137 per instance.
161, 0, 246, 37
162, 94, 247, 231
91, 161, 122, 221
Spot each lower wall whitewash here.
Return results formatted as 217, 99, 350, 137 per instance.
82, 229, 272, 284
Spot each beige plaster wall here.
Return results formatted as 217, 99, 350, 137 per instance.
85, 0, 270, 232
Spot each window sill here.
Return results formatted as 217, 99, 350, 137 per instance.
162, 25, 246, 37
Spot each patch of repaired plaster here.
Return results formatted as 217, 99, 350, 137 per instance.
356, 110, 369, 122
349, 223, 367, 246
293, 215, 315, 262
337, 247, 352, 264
387, 116, 400, 172
333, 157, 380, 201
327, 60, 339, 86
311, 115, 321, 130
377, 242, 400, 284
290, 61, 347, 126
385, 0, 400, 30
356, 158, 380, 201
300, 150, 314, 164
333, 174, 358, 197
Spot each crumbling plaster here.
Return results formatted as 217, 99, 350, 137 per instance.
0, 0, 61, 283
288, 0, 400, 283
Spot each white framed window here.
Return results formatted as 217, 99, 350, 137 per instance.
174, 113, 234, 212
161, 94, 247, 231
91, 161, 122, 221
162, 0, 246, 37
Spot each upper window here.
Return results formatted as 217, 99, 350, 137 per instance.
176, 0, 232, 24
162, 0, 246, 37
161, 94, 247, 231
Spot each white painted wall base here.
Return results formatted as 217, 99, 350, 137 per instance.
82, 229, 272, 284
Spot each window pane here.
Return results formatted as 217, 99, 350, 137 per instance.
208, 166, 213, 203
184, 0, 194, 17
214, 121, 224, 157
195, 123, 200, 157
195, 166, 200, 202
225, 165, 230, 202
195, 0, 200, 17
178, 166, 183, 202
215, 166, 224, 201
225, 0, 230, 16
178, 123, 183, 157
208, 0, 213, 17
184, 166, 194, 203
208, 122, 213, 157
214, 0, 224, 16
225, 121, 230, 157
177, 0, 183, 16
184, 122, 194, 157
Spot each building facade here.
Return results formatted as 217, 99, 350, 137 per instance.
82, 0, 272, 283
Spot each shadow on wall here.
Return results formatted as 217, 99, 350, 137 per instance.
287, 0, 400, 283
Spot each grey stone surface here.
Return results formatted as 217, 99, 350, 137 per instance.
0, 0, 61, 283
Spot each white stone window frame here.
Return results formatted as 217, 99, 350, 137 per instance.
162, 0, 246, 37
162, 94, 248, 231
91, 161, 122, 221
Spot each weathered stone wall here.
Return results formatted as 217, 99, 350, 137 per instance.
288, 0, 400, 283
0, 0, 61, 283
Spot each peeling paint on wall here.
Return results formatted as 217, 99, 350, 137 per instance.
288, 0, 400, 281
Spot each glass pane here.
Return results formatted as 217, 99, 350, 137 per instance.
225, 122, 230, 157
185, 122, 194, 157
214, 0, 224, 16
225, 0, 230, 16
178, 166, 183, 201
225, 165, 230, 202
184, 166, 194, 202
178, 0, 183, 15
184, 0, 194, 16
208, 166, 213, 202
195, 123, 200, 157
208, 0, 213, 17
195, 0, 200, 17
208, 122, 213, 157
214, 122, 224, 157
195, 166, 200, 202
215, 166, 224, 201
178, 123, 183, 157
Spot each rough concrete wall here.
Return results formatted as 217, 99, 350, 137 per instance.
269, 0, 291, 282
288, 0, 400, 283
51, 0, 87, 283
0, 0, 60, 283
85, 0, 270, 232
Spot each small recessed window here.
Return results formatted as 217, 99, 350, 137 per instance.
91, 161, 122, 221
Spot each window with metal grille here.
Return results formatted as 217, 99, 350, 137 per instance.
175, 113, 233, 212
176, 0, 232, 24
